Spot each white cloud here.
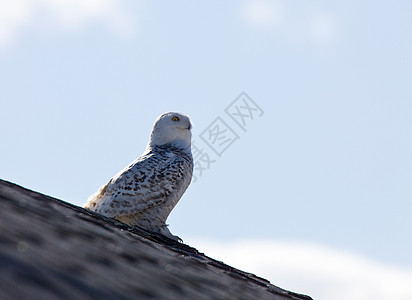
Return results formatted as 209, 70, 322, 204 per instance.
0, 0, 142, 48
240, 0, 284, 30
240, 0, 338, 44
0, 0, 31, 46
186, 238, 412, 300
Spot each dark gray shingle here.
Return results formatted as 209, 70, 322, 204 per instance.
0, 179, 312, 300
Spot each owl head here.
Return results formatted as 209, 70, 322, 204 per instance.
148, 112, 192, 149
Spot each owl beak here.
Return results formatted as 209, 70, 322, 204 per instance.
187, 123, 192, 130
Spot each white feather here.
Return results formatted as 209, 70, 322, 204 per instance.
84, 112, 193, 241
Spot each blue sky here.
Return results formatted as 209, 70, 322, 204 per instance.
1, 1, 411, 299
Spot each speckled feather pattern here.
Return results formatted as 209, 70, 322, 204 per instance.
84, 112, 193, 240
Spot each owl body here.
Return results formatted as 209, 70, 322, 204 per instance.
84, 112, 193, 241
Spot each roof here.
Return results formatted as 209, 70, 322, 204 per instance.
0, 179, 312, 300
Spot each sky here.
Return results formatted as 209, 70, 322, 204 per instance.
0, 1, 411, 299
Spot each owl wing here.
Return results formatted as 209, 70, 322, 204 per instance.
85, 151, 189, 218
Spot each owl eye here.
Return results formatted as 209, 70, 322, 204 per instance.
171, 116, 179, 121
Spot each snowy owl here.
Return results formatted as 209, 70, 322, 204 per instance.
84, 112, 193, 241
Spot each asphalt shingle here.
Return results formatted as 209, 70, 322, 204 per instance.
0, 179, 312, 300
